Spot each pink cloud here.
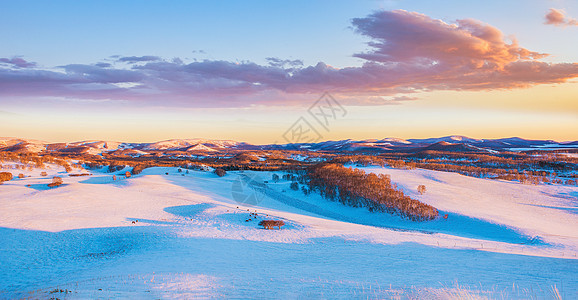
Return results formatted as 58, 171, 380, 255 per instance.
545, 8, 578, 27
0, 57, 36, 68
0, 10, 577, 108
352, 11, 549, 72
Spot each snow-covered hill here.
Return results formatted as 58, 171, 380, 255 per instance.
407, 135, 484, 144
186, 144, 218, 152
142, 139, 245, 151
1, 136, 577, 155
0, 164, 576, 298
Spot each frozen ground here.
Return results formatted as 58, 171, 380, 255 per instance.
0, 163, 576, 299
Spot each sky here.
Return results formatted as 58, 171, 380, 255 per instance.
1, 0, 577, 143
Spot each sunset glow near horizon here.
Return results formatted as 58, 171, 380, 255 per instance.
1, 0, 577, 144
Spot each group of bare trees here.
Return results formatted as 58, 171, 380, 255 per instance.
304, 164, 438, 221
333, 153, 578, 186
0, 152, 76, 172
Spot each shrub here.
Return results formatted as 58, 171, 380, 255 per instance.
125, 171, 131, 178
417, 185, 427, 195
131, 164, 148, 175
272, 174, 280, 183
258, 220, 285, 230
214, 168, 226, 177
290, 181, 299, 191
48, 176, 63, 188
18, 173, 25, 179
0, 172, 13, 182
40, 172, 48, 177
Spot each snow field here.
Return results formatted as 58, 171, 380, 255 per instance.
0, 163, 576, 298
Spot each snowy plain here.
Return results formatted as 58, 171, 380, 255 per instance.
0, 163, 576, 299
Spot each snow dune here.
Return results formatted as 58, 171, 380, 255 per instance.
0, 164, 576, 298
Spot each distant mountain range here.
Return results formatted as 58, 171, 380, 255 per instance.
1, 135, 577, 156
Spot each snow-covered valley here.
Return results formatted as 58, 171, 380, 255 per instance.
1, 164, 576, 299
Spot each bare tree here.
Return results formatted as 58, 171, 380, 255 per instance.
417, 185, 427, 195
258, 220, 285, 230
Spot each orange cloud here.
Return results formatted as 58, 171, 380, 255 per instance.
354, 12, 548, 71
545, 8, 578, 27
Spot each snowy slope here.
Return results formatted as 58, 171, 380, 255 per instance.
68, 140, 131, 151
143, 139, 242, 150
358, 165, 578, 249
407, 135, 483, 144
0, 138, 47, 153
186, 144, 218, 152
0, 164, 576, 298
381, 137, 412, 144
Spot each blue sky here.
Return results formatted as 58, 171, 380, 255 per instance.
3, 0, 576, 65
1, 0, 577, 143
1, 0, 370, 67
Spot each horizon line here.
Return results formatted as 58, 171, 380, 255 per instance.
1, 135, 576, 145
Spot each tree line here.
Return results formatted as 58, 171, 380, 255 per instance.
304, 164, 438, 221
332, 153, 578, 186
